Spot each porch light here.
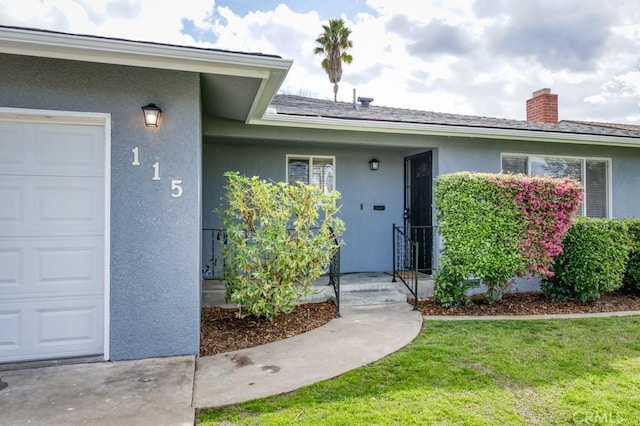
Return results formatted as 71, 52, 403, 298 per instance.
142, 103, 162, 127
369, 158, 379, 171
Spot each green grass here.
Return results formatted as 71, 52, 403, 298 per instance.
198, 317, 640, 425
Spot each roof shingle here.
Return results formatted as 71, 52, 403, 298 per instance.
271, 95, 640, 139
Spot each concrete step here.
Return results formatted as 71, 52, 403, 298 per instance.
340, 280, 400, 293
201, 275, 429, 307
340, 289, 408, 306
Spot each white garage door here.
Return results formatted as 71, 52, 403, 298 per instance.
0, 116, 106, 363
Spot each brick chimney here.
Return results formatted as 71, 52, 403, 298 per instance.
526, 88, 558, 123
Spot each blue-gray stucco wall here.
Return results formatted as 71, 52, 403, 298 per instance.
203, 123, 640, 275
203, 140, 415, 273
0, 54, 202, 360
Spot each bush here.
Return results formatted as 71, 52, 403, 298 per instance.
541, 218, 633, 302
433, 261, 473, 308
434, 172, 582, 305
622, 218, 640, 290
221, 172, 345, 320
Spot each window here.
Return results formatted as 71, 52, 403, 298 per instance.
287, 155, 335, 193
501, 154, 610, 218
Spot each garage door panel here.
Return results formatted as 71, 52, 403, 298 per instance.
0, 122, 103, 176
0, 122, 28, 172
0, 296, 103, 362
0, 309, 21, 351
34, 125, 104, 176
36, 242, 102, 290
0, 247, 22, 289
0, 185, 23, 225
0, 175, 103, 236
36, 305, 100, 345
36, 179, 103, 230
0, 237, 103, 296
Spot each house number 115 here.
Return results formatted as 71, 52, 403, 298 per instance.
131, 147, 184, 198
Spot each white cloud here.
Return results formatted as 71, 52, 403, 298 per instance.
0, 0, 214, 45
2, 0, 640, 122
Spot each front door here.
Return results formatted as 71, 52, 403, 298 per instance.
404, 151, 433, 274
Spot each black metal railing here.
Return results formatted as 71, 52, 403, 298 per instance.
202, 228, 226, 279
392, 224, 436, 311
328, 228, 341, 318
202, 226, 341, 317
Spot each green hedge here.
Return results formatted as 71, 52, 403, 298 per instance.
622, 218, 640, 290
433, 172, 581, 306
541, 217, 633, 302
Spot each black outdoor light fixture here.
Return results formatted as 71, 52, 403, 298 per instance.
142, 103, 162, 127
369, 158, 380, 171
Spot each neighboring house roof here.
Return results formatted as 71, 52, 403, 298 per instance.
0, 25, 292, 122
268, 95, 640, 144
560, 120, 640, 132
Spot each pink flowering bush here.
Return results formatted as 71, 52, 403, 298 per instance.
434, 172, 582, 306
490, 173, 583, 279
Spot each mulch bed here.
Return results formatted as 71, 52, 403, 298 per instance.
200, 300, 337, 356
200, 289, 640, 356
416, 289, 640, 316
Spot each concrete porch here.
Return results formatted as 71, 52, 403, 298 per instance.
202, 272, 435, 308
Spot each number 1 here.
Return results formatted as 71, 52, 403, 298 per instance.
132, 147, 140, 166
152, 162, 161, 181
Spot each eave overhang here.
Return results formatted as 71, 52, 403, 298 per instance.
250, 112, 640, 148
0, 26, 293, 122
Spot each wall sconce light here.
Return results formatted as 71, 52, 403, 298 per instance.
142, 103, 162, 127
369, 158, 380, 171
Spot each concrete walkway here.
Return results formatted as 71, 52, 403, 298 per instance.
0, 303, 423, 425
194, 303, 423, 408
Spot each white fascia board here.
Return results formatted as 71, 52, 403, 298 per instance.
252, 113, 640, 148
245, 68, 289, 123
0, 27, 292, 79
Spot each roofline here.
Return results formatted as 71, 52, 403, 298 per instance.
252, 113, 640, 148
0, 26, 292, 80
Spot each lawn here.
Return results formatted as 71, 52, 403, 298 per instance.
198, 316, 640, 425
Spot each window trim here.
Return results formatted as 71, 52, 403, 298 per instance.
500, 152, 612, 218
286, 154, 336, 192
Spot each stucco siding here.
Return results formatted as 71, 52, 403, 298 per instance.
203, 140, 412, 273
0, 53, 202, 361
204, 127, 640, 277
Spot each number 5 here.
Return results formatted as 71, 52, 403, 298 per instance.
171, 180, 184, 198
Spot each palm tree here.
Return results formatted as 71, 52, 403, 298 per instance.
313, 18, 353, 102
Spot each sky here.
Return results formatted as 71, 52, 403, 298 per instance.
2, 0, 640, 123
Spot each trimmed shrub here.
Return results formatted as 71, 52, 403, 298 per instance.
541, 218, 633, 302
434, 172, 582, 306
433, 260, 474, 308
622, 218, 640, 290
434, 173, 523, 304
221, 172, 345, 320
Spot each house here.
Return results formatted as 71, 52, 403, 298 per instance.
2, 26, 640, 364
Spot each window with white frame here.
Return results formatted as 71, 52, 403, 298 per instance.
501, 154, 610, 218
286, 155, 335, 194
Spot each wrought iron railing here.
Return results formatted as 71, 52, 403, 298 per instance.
328, 227, 341, 318
202, 228, 226, 279
392, 224, 436, 310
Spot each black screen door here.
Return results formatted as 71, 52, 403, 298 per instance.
404, 151, 433, 273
